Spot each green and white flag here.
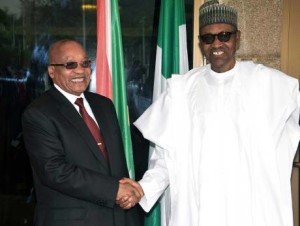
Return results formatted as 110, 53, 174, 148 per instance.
152, 0, 189, 101
145, 0, 189, 225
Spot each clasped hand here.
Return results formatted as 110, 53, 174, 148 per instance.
116, 178, 144, 209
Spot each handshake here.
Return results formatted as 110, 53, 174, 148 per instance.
116, 178, 144, 209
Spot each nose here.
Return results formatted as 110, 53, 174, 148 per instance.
211, 36, 223, 47
74, 65, 85, 73
72, 67, 89, 77
74, 62, 90, 73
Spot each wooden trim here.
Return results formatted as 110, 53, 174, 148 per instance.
280, 0, 290, 74
193, 0, 204, 67
281, 0, 300, 79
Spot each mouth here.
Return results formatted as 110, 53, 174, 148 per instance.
71, 77, 85, 83
212, 50, 224, 56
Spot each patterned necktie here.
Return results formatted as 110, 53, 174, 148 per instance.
75, 98, 108, 159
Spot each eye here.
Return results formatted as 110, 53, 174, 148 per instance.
65, 62, 78, 69
81, 60, 91, 68
200, 34, 215, 44
218, 32, 231, 42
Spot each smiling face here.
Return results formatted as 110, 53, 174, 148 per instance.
200, 23, 241, 73
48, 40, 91, 96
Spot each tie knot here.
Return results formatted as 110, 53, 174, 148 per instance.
75, 98, 84, 108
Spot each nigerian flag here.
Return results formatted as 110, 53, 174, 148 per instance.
152, 0, 189, 101
145, 0, 189, 225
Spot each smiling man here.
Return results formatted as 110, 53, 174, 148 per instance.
199, 24, 239, 72
22, 39, 142, 226
199, 0, 240, 73
119, 0, 300, 226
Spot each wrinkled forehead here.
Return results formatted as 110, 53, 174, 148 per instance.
50, 41, 87, 62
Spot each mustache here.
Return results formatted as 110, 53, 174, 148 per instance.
210, 47, 226, 53
72, 73, 89, 78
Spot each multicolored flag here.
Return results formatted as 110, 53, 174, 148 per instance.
145, 0, 189, 225
94, 0, 135, 179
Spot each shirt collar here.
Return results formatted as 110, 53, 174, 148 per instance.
54, 84, 85, 104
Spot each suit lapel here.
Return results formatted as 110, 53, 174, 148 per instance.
49, 88, 109, 167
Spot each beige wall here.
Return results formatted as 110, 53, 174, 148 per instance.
228, 0, 283, 69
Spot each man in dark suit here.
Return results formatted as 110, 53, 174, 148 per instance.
22, 39, 142, 226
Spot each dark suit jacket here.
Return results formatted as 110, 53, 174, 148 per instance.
22, 87, 140, 226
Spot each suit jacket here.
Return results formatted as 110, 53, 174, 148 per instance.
22, 87, 140, 226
